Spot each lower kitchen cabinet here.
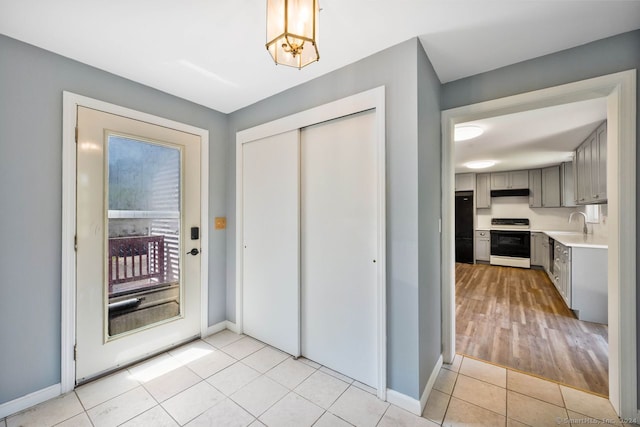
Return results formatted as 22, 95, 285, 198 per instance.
475, 230, 490, 262
541, 235, 550, 274
549, 240, 607, 324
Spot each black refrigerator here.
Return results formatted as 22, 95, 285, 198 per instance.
455, 191, 474, 263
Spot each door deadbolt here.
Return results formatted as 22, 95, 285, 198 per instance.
187, 248, 200, 256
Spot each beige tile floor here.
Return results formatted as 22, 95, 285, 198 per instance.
2, 330, 636, 427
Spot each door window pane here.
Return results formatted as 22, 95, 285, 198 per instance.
106, 135, 182, 337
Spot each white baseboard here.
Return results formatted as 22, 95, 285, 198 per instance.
203, 320, 229, 337
203, 320, 240, 338
386, 389, 421, 415
386, 354, 444, 416
421, 354, 444, 413
225, 320, 240, 334
0, 383, 61, 419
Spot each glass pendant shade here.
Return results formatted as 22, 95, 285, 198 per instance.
266, 0, 319, 69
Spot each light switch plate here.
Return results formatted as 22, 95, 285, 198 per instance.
215, 217, 226, 230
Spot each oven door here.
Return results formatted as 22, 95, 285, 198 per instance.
490, 230, 531, 258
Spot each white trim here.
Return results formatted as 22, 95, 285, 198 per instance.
61, 91, 210, 394
386, 389, 421, 416
441, 70, 636, 418
199, 117, 210, 339
61, 93, 77, 394
235, 86, 387, 398
385, 351, 443, 417
225, 321, 240, 334
0, 383, 61, 419
420, 354, 444, 414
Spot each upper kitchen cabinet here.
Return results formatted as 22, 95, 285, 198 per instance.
455, 173, 475, 191
529, 169, 542, 208
476, 173, 491, 208
491, 170, 529, 190
541, 165, 561, 208
530, 164, 573, 208
560, 161, 576, 207
594, 123, 607, 202
575, 121, 607, 204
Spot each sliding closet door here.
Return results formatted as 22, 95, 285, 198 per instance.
242, 131, 300, 356
301, 110, 378, 386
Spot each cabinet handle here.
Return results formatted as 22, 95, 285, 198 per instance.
593, 194, 598, 198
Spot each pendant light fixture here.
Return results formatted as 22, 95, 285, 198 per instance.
266, 0, 320, 69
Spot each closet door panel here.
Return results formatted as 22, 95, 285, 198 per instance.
242, 130, 300, 356
301, 110, 378, 386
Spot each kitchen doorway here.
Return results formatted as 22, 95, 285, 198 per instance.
441, 70, 636, 418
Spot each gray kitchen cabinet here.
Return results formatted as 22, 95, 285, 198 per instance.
475, 230, 490, 262
490, 170, 529, 190
541, 165, 561, 207
530, 232, 546, 266
575, 141, 589, 204
571, 246, 607, 324
476, 173, 491, 208
455, 173, 475, 191
560, 161, 576, 207
552, 241, 571, 307
594, 123, 607, 202
529, 169, 542, 208
575, 121, 607, 204
541, 236, 551, 275
546, 236, 607, 324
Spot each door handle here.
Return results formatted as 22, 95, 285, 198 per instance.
187, 248, 200, 256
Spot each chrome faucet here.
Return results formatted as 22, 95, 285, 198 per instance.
569, 211, 589, 234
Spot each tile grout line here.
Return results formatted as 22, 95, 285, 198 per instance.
444, 361, 462, 422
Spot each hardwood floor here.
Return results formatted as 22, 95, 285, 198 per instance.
455, 262, 609, 396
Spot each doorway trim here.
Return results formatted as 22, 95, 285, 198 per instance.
234, 86, 387, 399
61, 92, 210, 393
441, 70, 636, 418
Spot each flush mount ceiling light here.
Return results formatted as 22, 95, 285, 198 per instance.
266, 0, 320, 69
454, 125, 484, 141
465, 160, 497, 169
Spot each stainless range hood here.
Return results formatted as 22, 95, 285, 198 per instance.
490, 189, 530, 197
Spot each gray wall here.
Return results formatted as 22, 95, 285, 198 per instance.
228, 38, 441, 398
0, 34, 228, 404
416, 41, 443, 392
441, 29, 640, 406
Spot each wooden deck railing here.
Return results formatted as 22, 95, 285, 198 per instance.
108, 235, 165, 294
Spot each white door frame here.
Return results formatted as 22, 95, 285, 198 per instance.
235, 86, 387, 399
441, 70, 636, 418
61, 92, 210, 393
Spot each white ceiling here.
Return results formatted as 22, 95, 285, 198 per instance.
1, 1, 639, 113
455, 98, 607, 173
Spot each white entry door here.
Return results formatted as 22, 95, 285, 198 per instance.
242, 130, 300, 356
75, 106, 201, 383
300, 110, 379, 387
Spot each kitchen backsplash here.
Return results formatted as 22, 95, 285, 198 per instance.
476, 196, 608, 237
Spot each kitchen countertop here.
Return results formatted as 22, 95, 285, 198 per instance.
540, 231, 608, 249
475, 228, 608, 249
